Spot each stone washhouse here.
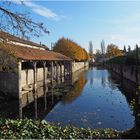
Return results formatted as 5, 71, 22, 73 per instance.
0, 31, 73, 99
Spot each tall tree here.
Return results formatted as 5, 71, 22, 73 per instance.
0, 1, 49, 39
53, 38, 89, 61
123, 45, 127, 54
89, 41, 93, 57
101, 40, 105, 54
128, 45, 131, 53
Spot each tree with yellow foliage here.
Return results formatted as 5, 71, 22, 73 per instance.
53, 38, 89, 61
106, 44, 124, 59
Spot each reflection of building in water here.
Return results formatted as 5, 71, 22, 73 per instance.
18, 79, 73, 119
107, 73, 118, 90
1, 69, 85, 119
101, 70, 106, 88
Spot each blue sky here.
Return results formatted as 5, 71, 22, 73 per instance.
12, 1, 140, 52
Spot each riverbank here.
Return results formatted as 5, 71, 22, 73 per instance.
0, 67, 140, 139
1, 118, 139, 139
0, 118, 121, 139
105, 55, 140, 85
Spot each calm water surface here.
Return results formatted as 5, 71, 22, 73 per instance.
0, 67, 138, 131
44, 67, 135, 131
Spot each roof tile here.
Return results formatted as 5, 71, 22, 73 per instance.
0, 42, 72, 61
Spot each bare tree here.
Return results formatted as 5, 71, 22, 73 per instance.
0, 1, 49, 39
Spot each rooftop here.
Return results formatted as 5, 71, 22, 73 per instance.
0, 42, 72, 61
0, 31, 48, 49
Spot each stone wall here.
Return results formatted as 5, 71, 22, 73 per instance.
0, 49, 19, 98
107, 64, 140, 84
0, 61, 88, 98
21, 68, 48, 87
21, 61, 88, 88
0, 72, 18, 98
72, 61, 88, 73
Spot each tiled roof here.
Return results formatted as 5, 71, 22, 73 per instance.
0, 31, 48, 49
0, 42, 72, 61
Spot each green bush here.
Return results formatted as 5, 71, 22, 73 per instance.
0, 118, 121, 139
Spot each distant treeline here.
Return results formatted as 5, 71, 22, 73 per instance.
106, 48, 140, 65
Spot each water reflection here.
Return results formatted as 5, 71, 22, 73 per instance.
89, 67, 94, 87
0, 67, 140, 132
108, 70, 140, 136
45, 67, 135, 131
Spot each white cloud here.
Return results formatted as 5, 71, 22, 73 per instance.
13, 0, 64, 21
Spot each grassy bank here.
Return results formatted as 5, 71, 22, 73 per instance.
0, 118, 122, 139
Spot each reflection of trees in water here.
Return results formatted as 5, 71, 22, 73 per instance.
89, 67, 94, 87
107, 72, 118, 90
62, 75, 87, 104
109, 70, 140, 137
101, 74, 106, 88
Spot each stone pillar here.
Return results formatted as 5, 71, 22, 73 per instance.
60, 63, 62, 79
33, 62, 37, 95
51, 61, 54, 84
43, 61, 47, 91
32, 61, 38, 118
70, 61, 73, 78
19, 98, 23, 119
18, 61, 22, 119
63, 62, 66, 80
25, 69, 28, 86
43, 61, 47, 110
56, 62, 59, 82
18, 61, 22, 99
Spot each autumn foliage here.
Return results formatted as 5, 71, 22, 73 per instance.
53, 38, 89, 61
106, 44, 124, 59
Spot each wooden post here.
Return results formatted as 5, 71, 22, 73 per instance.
18, 61, 22, 119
